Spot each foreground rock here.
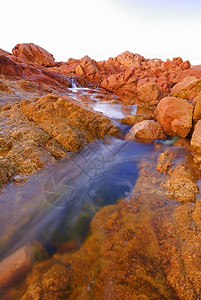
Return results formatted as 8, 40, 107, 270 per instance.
20, 93, 119, 152
155, 96, 193, 137
125, 120, 166, 142
21, 144, 201, 299
0, 93, 119, 187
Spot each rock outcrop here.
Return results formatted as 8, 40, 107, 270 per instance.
50, 50, 192, 103
0, 91, 118, 187
12, 43, 55, 67
20, 93, 119, 152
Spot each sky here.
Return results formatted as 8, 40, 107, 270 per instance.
1, 0, 201, 64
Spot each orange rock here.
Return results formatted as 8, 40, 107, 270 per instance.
0, 48, 11, 56
120, 113, 154, 125
171, 76, 201, 100
171, 76, 198, 95
125, 120, 166, 142
75, 55, 101, 81
193, 92, 201, 122
0, 242, 47, 290
101, 71, 138, 99
12, 43, 55, 67
0, 246, 33, 289
116, 51, 144, 67
0, 55, 23, 77
20, 93, 119, 152
191, 120, 201, 164
174, 67, 201, 83
137, 82, 164, 108
155, 96, 193, 137
22, 148, 201, 300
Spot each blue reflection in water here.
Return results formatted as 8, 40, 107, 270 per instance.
0, 138, 154, 258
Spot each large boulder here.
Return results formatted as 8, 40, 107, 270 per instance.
137, 82, 164, 108
116, 51, 144, 68
12, 43, 55, 67
191, 120, 201, 164
155, 96, 193, 137
125, 120, 166, 142
171, 76, 201, 100
171, 76, 198, 95
75, 55, 101, 81
193, 92, 201, 122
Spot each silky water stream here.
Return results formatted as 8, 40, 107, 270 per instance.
0, 83, 195, 299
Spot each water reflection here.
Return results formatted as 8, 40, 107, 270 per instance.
0, 138, 154, 259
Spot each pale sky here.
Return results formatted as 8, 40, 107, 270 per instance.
1, 0, 201, 64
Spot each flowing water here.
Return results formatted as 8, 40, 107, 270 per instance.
0, 138, 156, 259
0, 83, 190, 298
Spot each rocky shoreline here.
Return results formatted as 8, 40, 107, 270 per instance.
1, 43, 201, 299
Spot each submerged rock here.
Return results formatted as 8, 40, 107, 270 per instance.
0, 242, 47, 290
21, 146, 201, 299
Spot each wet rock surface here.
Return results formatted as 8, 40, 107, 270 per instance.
0, 93, 118, 188
1, 43, 201, 299
20, 144, 201, 300
20, 93, 119, 152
